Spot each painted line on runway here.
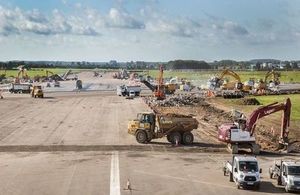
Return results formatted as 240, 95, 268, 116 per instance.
110, 151, 121, 195
135, 170, 235, 189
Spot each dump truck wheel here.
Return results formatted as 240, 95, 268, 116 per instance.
167, 134, 172, 143
136, 130, 147, 144
170, 132, 181, 144
182, 132, 194, 145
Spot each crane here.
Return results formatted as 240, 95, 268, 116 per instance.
218, 98, 291, 154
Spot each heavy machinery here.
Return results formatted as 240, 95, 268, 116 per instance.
128, 112, 199, 144
9, 83, 31, 94
223, 155, 262, 190
208, 69, 243, 90
76, 80, 82, 90
255, 70, 280, 94
269, 160, 300, 192
31, 85, 44, 98
141, 65, 175, 99
218, 98, 291, 154
15, 66, 29, 84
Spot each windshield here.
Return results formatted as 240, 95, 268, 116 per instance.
239, 161, 258, 172
288, 166, 300, 176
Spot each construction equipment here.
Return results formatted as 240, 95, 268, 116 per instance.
141, 65, 175, 99
15, 66, 29, 84
31, 85, 44, 98
218, 98, 291, 154
208, 69, 243, 90
117, 85, 141, 97
9, 83, 31, 94
76, 80, 82, 90
223, 155, 261, 190
128, 112, 199, 144
255, 70, 280, 94
269, 160, 300, 192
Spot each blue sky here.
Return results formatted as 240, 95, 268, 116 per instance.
0, 0, 299, 61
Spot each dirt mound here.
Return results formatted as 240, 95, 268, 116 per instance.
237, 98, 260, 105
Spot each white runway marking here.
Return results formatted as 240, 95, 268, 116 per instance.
110, 151, 121, 195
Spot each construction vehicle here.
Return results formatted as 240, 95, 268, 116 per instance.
76, 80, 82, 90
9, 83, 31, 94
54, 81, 60, 87
255, 70, 280, 94
218, 98, 291, 154
141, 65, 175, 99
15, 66, 29, 84
223, 155, 262, 190
128, 112, 199, 144
269, 160, 300, 192
208, 69, 243, 90
31, 85, 44, 98
116, 85, 141, 96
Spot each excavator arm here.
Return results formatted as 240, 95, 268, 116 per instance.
264, 70, 280, 84
246, 98, 291, 144
218, 69, 242, 83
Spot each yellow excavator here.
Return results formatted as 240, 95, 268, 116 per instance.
15, 66, 29, 84
255, 70, 280, 94
210, 69, 252, 92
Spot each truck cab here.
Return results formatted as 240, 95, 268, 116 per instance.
277, 161, 300, 192
224, 156, 261, 190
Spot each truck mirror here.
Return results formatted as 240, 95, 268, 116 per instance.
234, 168, 237, 172
259, 168, 262, 173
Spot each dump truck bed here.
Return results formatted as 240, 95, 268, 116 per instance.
156, 114, 199, 133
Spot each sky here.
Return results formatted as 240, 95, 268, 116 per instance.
0, 0, 300, 62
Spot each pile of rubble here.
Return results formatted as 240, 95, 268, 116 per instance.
144, 94, 207, 107
237, 98, 260, 105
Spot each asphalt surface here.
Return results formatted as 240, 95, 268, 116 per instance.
0, 73, 300, 195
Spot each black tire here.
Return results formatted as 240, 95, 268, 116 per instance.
277, 176, 282, 185
255, 184, 260, 191
136, 130, 147, 144
167, 134, 172, 143
170, 131, 181, 144
229, 173, 233, 182
182, 132, 194, 145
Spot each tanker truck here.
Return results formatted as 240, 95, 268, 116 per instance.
128, 112, 199, 144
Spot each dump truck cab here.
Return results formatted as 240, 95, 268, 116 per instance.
128, 112, 198, 145
31, 85, 44, 98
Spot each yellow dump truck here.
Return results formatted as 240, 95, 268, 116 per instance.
128, 112, 199, 144
31, 85, 44, 98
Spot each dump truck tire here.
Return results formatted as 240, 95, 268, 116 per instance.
136, 130, 147, 144
231, 145, 238, 154
167, 134, 172, 143
182, 132, 194, 145
251, 143, 260, 155
170, 131, 181, 144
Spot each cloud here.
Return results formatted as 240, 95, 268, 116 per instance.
145, 18, 200, 37
0, 6, 100, 36
105, 8, 144, 29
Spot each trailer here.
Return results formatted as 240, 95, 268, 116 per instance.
269, 160, 300, 192
9, 83, 31, 94
223, 155, 261, 190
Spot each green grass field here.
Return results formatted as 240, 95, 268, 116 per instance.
254, 94, 300, 121
1, 68, 79, 78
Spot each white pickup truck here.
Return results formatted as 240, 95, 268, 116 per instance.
223, 155, 261, 190
269, 160, 300, 193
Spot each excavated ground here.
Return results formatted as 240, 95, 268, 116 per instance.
145, 94, 299, 153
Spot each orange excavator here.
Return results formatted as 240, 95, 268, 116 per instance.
141, 65, 166, 100
218, 98, 291, 154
